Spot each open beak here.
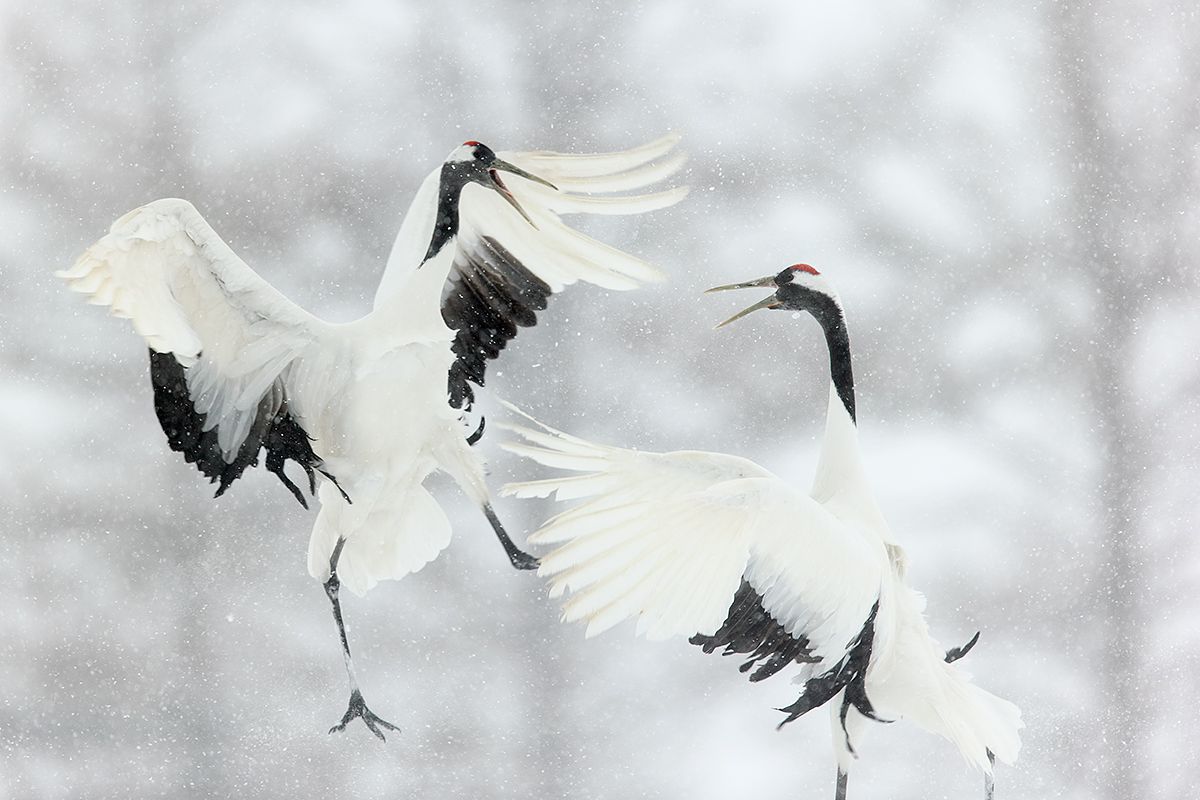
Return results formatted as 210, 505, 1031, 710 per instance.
490, 159, 558, 229
705, 275, 781, 329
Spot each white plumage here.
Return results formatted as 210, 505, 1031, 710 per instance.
502, 264, 1022, 798
58, 135, 687, 738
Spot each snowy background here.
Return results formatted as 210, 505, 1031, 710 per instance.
3, 1, 1198, 798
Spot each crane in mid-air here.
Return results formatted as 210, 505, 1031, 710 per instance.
59, 135, 686, 739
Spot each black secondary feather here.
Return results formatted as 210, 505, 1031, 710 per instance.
148, 349, 346, 507
442, 235, 551, 411
945, 631, 981, 663
691, 582, 886, 747
690, 580, 820, 682
776, 599, 884, 749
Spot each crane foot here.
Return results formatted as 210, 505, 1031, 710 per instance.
328, 688, 400, 742
508, 548, 540, 570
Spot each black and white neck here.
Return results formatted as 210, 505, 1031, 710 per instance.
422, 142, 495, 264
772, 265, 856, 425
780, 267, 878, 512
418, 140, 550, 266
709, 263, 876, 511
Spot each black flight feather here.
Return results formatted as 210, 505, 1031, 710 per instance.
148, 349, 347, 506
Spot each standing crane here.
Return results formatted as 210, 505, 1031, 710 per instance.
57, 135, 686, 740
501, 264, 1022, 798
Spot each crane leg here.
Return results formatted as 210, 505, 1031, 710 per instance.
984, 749, 995, 800
835, 768, 848, 800
324, 537, 399, 742
483, 503, 540, 570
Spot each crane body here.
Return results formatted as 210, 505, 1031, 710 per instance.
60, 136, 686, 738
502, 264, 1021, 798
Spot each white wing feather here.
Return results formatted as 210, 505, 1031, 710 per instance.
57, 198, 326, 460
499, 403, 766, 640
501, 404, 887, 658
374, 134, 687, 307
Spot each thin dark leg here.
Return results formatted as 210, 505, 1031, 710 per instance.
483, 503, 539, 570
324, 537, 399, 741
835, 768, 848, 800
984, 749, 995, 800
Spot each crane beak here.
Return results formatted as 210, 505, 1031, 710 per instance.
492, 159, 558, 191
705, 275, 778, 293
713, 295, 782, 329
706, 275, 782, 328
489, 159, 558, 230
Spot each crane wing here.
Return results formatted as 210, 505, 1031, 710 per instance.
443, 135, 687, 409
58, 199, 335, 504
500, 405, 884, 664
500, 405, 767, 640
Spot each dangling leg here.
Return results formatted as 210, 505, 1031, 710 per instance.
835, 768, 848, 800
483, 503, 539, 570
984, 749, 995, 800
324, 537, 399, 741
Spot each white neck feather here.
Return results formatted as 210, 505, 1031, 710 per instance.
810, 383, 885, 530
373, 170, 442, 310
363, 231, 456, 346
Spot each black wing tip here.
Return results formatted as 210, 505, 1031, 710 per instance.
265, 451, 310, 509
774, 599, 884, 736
318, 469, 352, 504
691, 580, 818, 684
443, 236, 553, 411
151, 350, 263, 495
945, 630, 981, 664
149, 350, 342, 508
466, 415, 486, 446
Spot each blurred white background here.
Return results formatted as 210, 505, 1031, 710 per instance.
2, 1, 1197, 798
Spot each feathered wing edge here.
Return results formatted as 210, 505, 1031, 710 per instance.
147, 348, 345, 507
376, 133, 689, 308
58, 198, 320, 363
498, 402, 756, 641
485, 133, 688, 292
439, 136, 688, 411
499, 133, 688, 208
58, 198, 341, 505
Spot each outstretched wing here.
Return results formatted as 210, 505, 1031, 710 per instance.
501, 406, 887, 729
445, 135, 687, 409
58, 199, 336, 505
500, 404, 768, 640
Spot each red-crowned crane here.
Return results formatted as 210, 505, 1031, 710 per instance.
501, 264, 1022, 799
57, 135, 686, 740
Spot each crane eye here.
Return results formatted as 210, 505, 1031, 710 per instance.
777, 263, 820, 285
470, 143, 495, 162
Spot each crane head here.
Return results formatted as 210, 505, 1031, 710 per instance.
707, 264, 837, 329
444, 141, 558, 228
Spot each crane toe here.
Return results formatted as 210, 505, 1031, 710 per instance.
328, 689, 400, 742
509, 549, 541, 570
